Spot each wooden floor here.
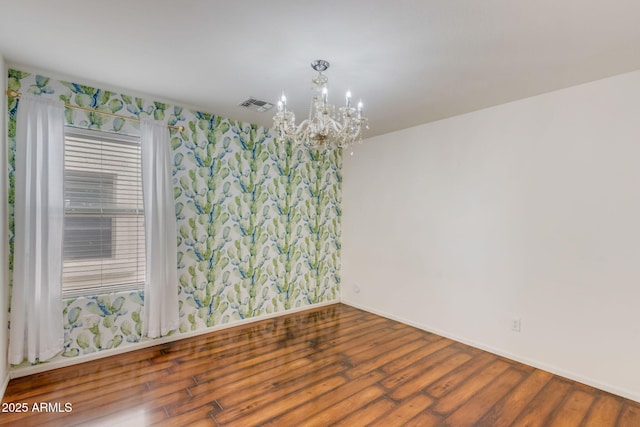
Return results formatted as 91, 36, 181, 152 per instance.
1, 304, 639, 426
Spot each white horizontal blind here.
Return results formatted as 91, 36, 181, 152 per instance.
63, 129, 145, 297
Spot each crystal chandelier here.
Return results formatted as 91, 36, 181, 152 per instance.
273, 60, 368, 150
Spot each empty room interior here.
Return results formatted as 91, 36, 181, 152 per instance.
1, 1, 640, 425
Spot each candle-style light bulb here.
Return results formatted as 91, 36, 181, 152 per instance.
281, 94, 287, 112
346, 90, 352, 108
322, 87, 328, 104
357, 100, 363, 119
277, 100, 283, 113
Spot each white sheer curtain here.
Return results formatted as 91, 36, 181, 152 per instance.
9, 94, 65, 364
140, 119, 179, 338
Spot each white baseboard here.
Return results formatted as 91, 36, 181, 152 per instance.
10, 300, 339, 379
342, 298, 640, 404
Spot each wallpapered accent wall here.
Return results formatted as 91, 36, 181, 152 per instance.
6, 69, 341, 362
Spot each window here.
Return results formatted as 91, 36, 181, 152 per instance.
63, 129, 145, 297
64, 170, 115, 260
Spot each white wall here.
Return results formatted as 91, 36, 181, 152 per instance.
0, 53, 9, 399
342, 69, 640, 402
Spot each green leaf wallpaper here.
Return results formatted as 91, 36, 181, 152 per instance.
6, 69, 342, 363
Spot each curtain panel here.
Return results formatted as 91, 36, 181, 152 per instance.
140, 119, 179, 338
9, 94, 65, 364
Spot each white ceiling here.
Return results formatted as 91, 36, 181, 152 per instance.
1, 0, 640, 138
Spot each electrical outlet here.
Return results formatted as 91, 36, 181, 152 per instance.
353, 283, 361, 294
511, 318, 521, 332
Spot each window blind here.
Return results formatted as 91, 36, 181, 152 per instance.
63, 129, 145, 297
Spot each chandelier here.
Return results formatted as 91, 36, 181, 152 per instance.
273, 60, 368, 150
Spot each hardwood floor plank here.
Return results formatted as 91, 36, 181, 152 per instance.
476, 368, 554, 426
55, 383, 190, 426
381, 336, 454, 374
319, 320, 413, 359
347, 337, 433, 379
381, 345, 458, 391
425, 351, 495, 398
511, 378, 572, 427
403, 412, 445, 427
190, 341, 311, 379
618, 403, 640, 426
2, 303, 638, 427
186, 356, 311, 397
388, 351, 473, 400
369, 394, 434, 426
583, 394, 623, 427
80, 406, 169, 426
213, 359, 347, 409
3, 358, 158, 400
169, 340, 301, 375
342, 328, 429, 365
0, 382, 150, 426
265, 371, 385, 426
213, 374, 347, 425
146, 371, 199, 390
332, 397, 398, 427
151, 406, 216, 427
548, 389, 595, 427
432, 359, 511, 415
297, 386, 386, 427
169, 360, 346, 417
443, 368, 524, 427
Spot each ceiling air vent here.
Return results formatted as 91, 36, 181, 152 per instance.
239, 97, 274, 112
